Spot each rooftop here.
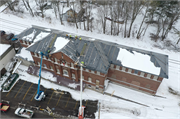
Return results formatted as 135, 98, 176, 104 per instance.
0, 44, 11, 56
22, 26, 168, 78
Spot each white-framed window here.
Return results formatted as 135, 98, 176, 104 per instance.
140, 72, 145, 77
71, 63, 74, 68
63, 69, 69, 76
96, 80, 100, 86
56, 66, 60, 74
72, 73, 75, 79
38, 62, 40, 66
91, 70, 94, 73
111, 64, 114, 68
147, 74, 151, 79
35, 53, 38, 57
116, 65, 120, 70
43, 64, 47, 68
88, 77, 92, 82
55, 58, 58, 63
122, 67, 126, 71
88, 85, 91, 88
43, 55, 46, 59
97, 71, 100, 75
128, 69, 132, 73
50, 66, 53, 70
153, 75, 158, 80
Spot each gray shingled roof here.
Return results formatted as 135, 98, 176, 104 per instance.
17, 25, 51, 42
24, 26, 168, 78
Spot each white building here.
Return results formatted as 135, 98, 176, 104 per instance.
0, 44, 16, 73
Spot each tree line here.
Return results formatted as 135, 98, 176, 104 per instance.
4, 0, 180, 44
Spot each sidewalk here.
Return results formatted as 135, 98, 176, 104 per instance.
27, 65, 85, 91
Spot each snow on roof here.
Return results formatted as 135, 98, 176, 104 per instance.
117, 48, 161, 75
0, 44, 11, 56
22, 29, 36, 41
15, 47, 33, 61
33, 31, 50, 43
53, 37, 70, 53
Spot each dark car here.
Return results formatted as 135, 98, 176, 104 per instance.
0, 30, 6, 36
6, 33, 14, 40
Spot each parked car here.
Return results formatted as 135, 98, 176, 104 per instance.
0, 103, 10, 112
0, 30, 6, 36
15, 108, 34, 118
6, 33, 14, 40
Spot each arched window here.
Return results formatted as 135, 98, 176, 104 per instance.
63, 69, 68, 76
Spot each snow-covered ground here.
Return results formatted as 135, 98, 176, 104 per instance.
0, 2, 180, 119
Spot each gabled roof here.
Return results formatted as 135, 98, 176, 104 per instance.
24, 26, 168, 78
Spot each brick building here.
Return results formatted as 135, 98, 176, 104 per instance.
17, 26, 168, 94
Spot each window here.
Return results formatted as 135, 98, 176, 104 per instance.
111, 64, 114, 68
63, 69, 68, 76
72, 73, 75, 79
38, 62, 40, 66
56, 66, 60, 74
122, 67, 126, 71
22, 40, 25, 44
116, 65, 120, 70
140, 72, 145, 77
43, 55, 46, 59
96, 80, 99, 86
97, 71, 100, 75
38, 53, 41, 58
88, 77, 92, 82
88, 85, 91, 88
153, 76, 158, 80
44, 64, 47, 68
96, 87, 99, 90
50, 66, 53, 70
71, 63, 74, 68
128, 69, 132, 73
55, 58, 58, 63
147, 74, 151, 79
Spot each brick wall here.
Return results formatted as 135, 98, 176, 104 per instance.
107, 66, 162, 94
31, 51, 106, 91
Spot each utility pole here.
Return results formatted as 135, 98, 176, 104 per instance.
98, 102, 101, 119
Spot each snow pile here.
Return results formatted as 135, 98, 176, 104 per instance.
22, 29, 36, 41
40, 70, 57, 82
68, 83, 79, 89
0, 44, 11, 56
33, 31, 50, 42
117, 48, 161, 75
15, 47, 33, 61
53, 37, 69, 53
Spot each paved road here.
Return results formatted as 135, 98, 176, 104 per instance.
1, 79, 98, 118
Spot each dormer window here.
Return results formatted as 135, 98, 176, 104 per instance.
147, 74, 151, 79
116, 65, 120, 70
122, 67, 126, 71
153, 76, 158, 80
128, 69, 132, 73
140, 72, 145, 77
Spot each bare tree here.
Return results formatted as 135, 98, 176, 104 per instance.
24, 0, 34, 17
136, 2, 150, 39
127, 1, 143, 38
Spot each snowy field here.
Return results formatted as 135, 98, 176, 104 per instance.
0, 2, 180, 119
